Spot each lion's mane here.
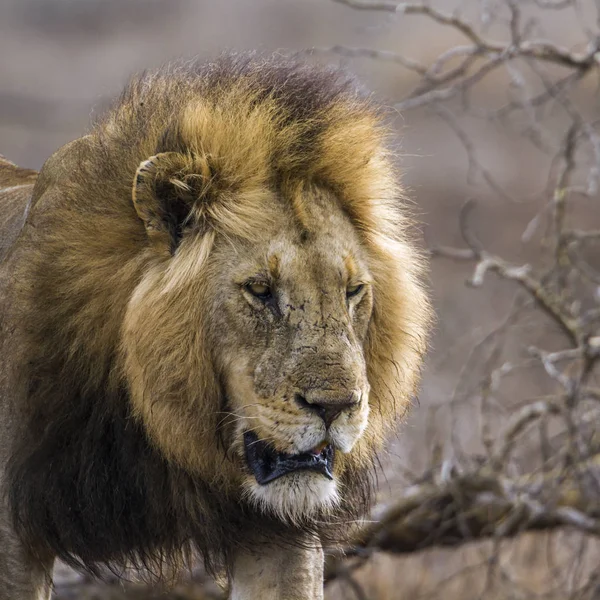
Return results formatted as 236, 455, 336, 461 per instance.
4, 54, 431, 578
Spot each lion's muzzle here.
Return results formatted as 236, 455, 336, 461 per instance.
243, 431, 335, 485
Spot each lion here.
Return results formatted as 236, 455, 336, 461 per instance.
0, 54, 432, 600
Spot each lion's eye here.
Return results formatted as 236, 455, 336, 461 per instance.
246, 282, 272, 300
346, 283, 364, 299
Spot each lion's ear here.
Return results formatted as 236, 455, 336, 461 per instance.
132, 152, 211, 254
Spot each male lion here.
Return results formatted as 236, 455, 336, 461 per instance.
0, 54, 431, 599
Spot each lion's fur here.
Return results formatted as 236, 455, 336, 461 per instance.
0, 54, 432, 582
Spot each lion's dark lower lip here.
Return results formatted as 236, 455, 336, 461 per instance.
243, 431, 335, 485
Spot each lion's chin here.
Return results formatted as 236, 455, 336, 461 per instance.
242, 431, 340, 523
243, 471, 340, 524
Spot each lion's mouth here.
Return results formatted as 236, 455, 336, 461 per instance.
243, 431, 335, 485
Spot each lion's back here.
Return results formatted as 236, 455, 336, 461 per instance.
0, 156, 37, 264
0, 156, 38, 471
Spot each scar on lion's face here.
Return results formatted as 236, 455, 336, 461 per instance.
220, 195, 371, 449
212, 186, 374, 518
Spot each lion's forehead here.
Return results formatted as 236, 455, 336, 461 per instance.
269, 206, 367, 279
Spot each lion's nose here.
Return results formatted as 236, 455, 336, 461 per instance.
294, 391, 360, 427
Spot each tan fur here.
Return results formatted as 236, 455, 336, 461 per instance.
0, 55, 432, 598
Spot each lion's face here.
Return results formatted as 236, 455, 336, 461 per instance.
123, 178, 379, 522
211, 189, 373, 519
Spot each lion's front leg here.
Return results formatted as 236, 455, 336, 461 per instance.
230, 537, 324, 600
0, 510, 53, 600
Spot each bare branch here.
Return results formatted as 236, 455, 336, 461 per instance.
326, 454, 600, 582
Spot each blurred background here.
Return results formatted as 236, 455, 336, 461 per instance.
2, 0, 600, 598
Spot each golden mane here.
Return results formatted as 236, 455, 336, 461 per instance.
4, 53, 432, 579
